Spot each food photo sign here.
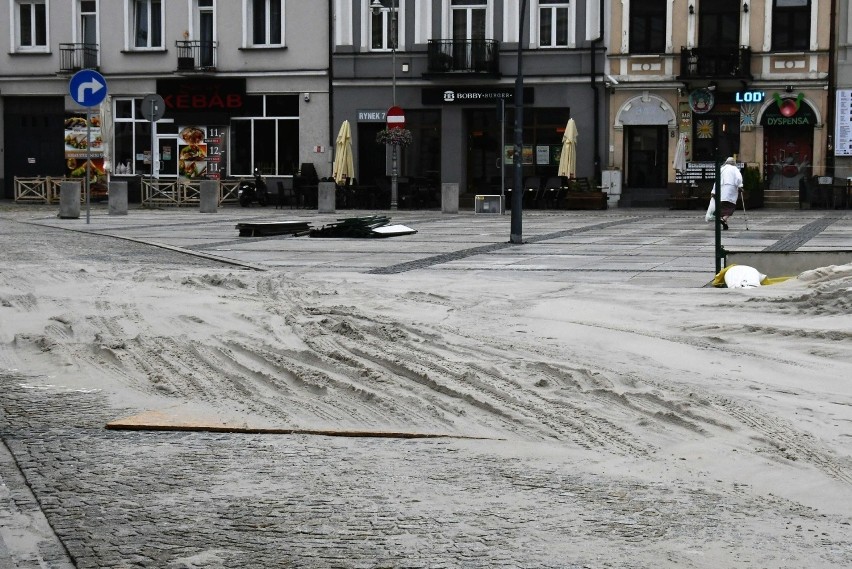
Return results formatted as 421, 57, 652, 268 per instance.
178, 125, 208, 179
64, 113, 106, 192
177, 125, 224, 180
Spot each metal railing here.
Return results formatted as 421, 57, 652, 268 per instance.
175, 40, 217, 71
427, 39, 499, 74
59, 43, 98, 72
677, 46, 752, 80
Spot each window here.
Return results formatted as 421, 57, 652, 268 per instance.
629, 0, 666, 54
370, 0, 398, 51
15, 0, 48, 51
772, 0, 810, 51
698, 0, 740, 48
251, 0, 283, 46
538, 1, 570, 48
132, 0, 163, 49
230, 95, 300, 176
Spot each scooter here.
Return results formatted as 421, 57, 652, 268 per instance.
238, 168, 269, 207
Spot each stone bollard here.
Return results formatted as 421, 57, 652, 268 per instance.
441, 183, 459, 214
317, 181, 336, 213
200, 180, 218, 213
59, 181, 81, 219
108, 181, 128, 215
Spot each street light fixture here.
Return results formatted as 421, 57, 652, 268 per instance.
371, 0, 399, 209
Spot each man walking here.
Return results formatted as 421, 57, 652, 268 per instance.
713, 157, 744, 230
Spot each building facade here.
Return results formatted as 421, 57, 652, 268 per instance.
331, 0, 609, 207
1, 0, 331, 200
606, 0, 832, 207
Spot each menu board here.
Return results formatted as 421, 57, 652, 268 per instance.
178, 125, 224, 179
835, 90, 852, 157
64, 113, 105, 180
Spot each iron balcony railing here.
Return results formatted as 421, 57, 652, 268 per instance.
175, 40, 217, 72
677, 46, 752, 80
427, 39, 499, 74
59, 43, 98, 72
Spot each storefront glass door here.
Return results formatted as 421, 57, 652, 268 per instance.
156, 136, 178, 178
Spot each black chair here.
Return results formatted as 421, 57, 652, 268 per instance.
541, 177, 564, 209
523, 176, 541, 208
276, 179, 294, 209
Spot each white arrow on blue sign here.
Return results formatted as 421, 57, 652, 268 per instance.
69, 69, 108, 108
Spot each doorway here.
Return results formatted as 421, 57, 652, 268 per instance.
156, 136, 178, 178
465, 109, 502, 196
79, 0, 98, 68
626, 126, 667, 189
357, 123, 384, 187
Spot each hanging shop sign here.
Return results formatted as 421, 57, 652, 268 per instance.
761, 93, 815, 127
688, 88, 715, 114
422, 87, 535, 105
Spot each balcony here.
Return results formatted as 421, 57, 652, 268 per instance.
676, 46, 752, 81
426, 39, 500, 76
175, 40, 217, 72
59, 43, 98, 72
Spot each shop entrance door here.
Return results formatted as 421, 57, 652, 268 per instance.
155, 136, 178, 178
465, 109, 502, 196
626, 126, 667, 189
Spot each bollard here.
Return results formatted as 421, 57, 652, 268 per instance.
441, 183, 459, 214
59, 181, 81, 219
200, 180, 218, 213
317, 181, 336, 213
108, 181, 128, 215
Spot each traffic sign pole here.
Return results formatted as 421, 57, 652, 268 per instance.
386, 106, 405, 211
69, 70, 108, 225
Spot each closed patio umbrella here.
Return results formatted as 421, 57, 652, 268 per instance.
558, 118, 578, 179
332, 120, 354, 185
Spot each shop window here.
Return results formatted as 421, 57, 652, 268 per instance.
629, 0, 665, 54
370, 0, 398, 51
771, 0, 810, 51
250, 0, 283, 46
14, 0, 48, 51
229, 95, 300, 176
537, 1, 572, 48
130, 0, 163, 49
691, 114, 740, 162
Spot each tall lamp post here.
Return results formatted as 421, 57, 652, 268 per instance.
371, 0, 399, 210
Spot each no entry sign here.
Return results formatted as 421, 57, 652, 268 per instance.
386, 106, 405, 129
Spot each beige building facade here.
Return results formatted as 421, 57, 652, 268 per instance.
605, 0, 830, 207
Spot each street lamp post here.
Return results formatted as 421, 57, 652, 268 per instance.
372, 0, 399, 210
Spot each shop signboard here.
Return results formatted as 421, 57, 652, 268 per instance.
423, 87, 535, 105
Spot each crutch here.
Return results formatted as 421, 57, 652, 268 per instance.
740, 190, 750, 231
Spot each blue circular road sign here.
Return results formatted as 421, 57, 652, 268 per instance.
69, 69, 108, 108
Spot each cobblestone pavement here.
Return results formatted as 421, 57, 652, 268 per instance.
3, 381, 851, 569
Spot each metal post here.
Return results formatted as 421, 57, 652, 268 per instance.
714, 158, 724, 273
150, 99, 156, 196
500, 98, 506, 214
510, 0, 528, 243
85, 107, 91, 224
390, 0, 398, 210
